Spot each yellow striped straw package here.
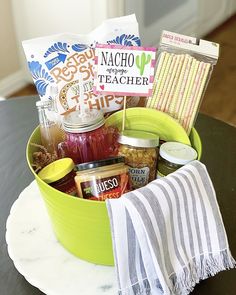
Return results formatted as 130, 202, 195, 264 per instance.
146, 30, 219, 134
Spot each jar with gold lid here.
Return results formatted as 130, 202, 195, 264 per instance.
118, 130, 159, 189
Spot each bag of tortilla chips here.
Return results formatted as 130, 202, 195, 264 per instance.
22, 14, 141, 115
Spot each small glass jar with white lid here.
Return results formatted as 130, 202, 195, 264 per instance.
118, 130, 159, 189
157, 142, 198, 178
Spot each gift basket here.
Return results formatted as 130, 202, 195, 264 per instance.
24, 15, 217, 267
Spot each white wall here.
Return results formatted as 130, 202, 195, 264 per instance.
0, 0, 25, 96
197, 0, 236, 37
125, 0, 236, 46
0, 0, 123, 96
3, 0, 236, 96
11, 0, 236, 59
10, 0, 116, 82
0, 0, 21, 79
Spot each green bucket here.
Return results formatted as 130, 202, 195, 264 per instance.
26, 126, 202, 266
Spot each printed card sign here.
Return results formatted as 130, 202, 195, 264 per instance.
94, 44, 156, 96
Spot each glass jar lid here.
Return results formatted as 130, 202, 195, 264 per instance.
63, 109, 105, 133
160, 142, 197, 165
76, 156, 125, 171
38, 158, 75, 183
118, 130, 159, 148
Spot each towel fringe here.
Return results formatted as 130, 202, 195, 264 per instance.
170, 249, 236, 295
118, 249, 236, 295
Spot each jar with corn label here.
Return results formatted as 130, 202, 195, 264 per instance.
118, 130, 159, 189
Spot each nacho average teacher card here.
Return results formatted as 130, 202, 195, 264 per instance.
93, 44, 156, 96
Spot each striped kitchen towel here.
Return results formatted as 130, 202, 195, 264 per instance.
106, 160, 235, 295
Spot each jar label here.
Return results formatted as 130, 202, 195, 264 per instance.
79, 173, 130, 201
128, 166, 150, 189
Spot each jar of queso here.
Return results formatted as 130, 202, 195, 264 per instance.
157, 142, 198, 178
75, 156, 130, 201
59, 109, 118, 165
38, 158, 77, 195
118, 130, 159, 189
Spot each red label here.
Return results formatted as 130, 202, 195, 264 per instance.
80, 173, 130, 201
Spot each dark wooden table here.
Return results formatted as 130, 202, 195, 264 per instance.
0, 96, 235, 295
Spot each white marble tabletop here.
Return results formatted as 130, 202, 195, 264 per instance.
6, 181, 117, 295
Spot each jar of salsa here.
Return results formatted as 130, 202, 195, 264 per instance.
59, 109, 118, 164
157, 142, 197, 178
38, 158, 77, 195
